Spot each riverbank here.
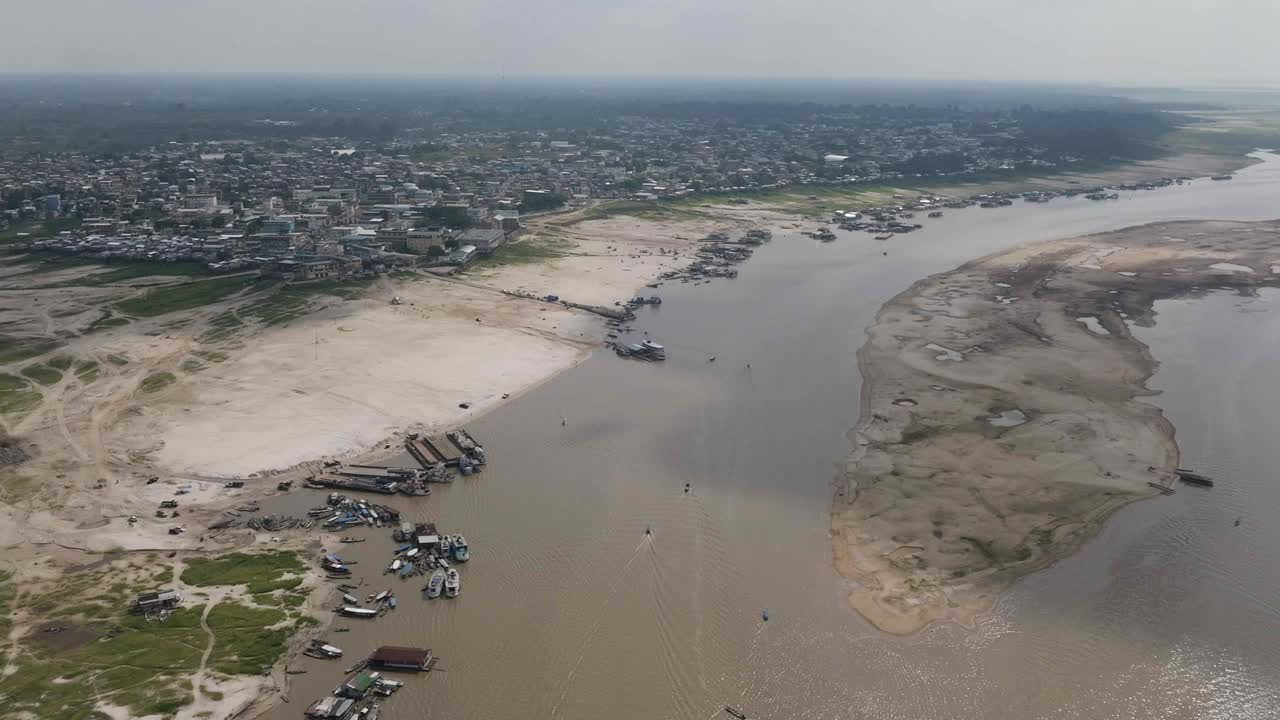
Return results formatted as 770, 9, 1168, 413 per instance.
832, 219, 1280, 634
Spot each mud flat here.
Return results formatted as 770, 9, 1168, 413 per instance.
833, 219, 1280, 634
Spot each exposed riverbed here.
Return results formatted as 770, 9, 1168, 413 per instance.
264, 153, 1280, 720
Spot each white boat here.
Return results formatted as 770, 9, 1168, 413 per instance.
388, 559, 402, 573
342, 593, 359, 605
437, 557, 450, 570
317, 644, 343, 657
453, 536, 470, 562
444, 568, 460, 598
405, 547, 419, 559
439, 536, 452, 555
370, 589, 390, 603
425, 570, 445, 599
339, 607, 378, 618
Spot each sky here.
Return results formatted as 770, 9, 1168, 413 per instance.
3, 0, 1277, 87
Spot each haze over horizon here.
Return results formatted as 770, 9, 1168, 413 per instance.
3, 0, 1276, 87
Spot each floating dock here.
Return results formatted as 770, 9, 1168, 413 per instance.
422, 435, 464, 466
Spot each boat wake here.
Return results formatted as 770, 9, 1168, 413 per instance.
550, 534, 654, 716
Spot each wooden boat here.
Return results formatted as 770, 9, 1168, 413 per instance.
1175, 469, 1215, 487
724, 707, 747, 719
339, 537, 365, 544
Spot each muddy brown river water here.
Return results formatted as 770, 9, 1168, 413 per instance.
264, 154, 1280, 720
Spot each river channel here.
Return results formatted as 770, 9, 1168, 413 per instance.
266, 153, 1280, 720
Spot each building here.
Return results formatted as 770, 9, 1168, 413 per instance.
337, 671, 382, 698
366, 646, 433, 672
405, 226, 449, 254
259, 219, 296, 235
182, 193, 219, 210
458, 227, 505, 255
448, 244, 478, 266
131, 589, 181, 613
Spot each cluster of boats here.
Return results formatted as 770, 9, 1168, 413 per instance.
308, 494, 402, 531
337, 587, 398, 618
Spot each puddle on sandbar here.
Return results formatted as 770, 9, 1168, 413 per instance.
1117, 271, 1138, 277
1210, 262, 1254, 273
1076, 316, 1110, 335
892, 398, 918, 407
925, 343, 964, 361
987, 409, 1028, 427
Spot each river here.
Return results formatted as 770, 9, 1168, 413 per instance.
266, 153, 1280, 720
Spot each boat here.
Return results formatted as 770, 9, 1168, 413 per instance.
928, 211, 943, 218
1211, 174, 1234, 181
425, 570, 445, 598
388, 559, 402, 573
453, 536, 470, 562
342, 593, 359, 605
1175, 468, 1215, 487
339, 607, 378, 618
640, 340, 667, 360
437, 557, 450, 570
388, 597, 397, 609
439, 536, 452, 556
339, 537, 365, 544
724, 707, 748, 720
445, 568, 460, 598
370, 589, 390, 603
398, 563, 413, 578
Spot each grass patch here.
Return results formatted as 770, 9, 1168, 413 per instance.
180, 358, 205, 373
466, 237, 576, 270
105, 353, 129, 366
115, 275, 256, 317
193, 350, 228, 363
206, 602, 290, 675
139, 371, 176, 393
0, 218, 81, 245
20, 364, 62, 386
181, 551, 306, 594
561, 200, 708, 226
0, 337, 62, 365
86, 311, 132, 333
46, 354, 74, 371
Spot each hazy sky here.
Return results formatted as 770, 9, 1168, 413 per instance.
4, 0, 1276, 86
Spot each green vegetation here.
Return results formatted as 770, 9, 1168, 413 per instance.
20, 363, 63, 386
207, 602, 290, 674
180, 358, 205, 373
0, 337, 62, 365
0, 555, 312, 720
211, 278, 374, 334
87, 311, 132, 333
115, 275, 255, 317
0, 218, 81, 245
181, 551, 306, 594
139, 371, 176, 393
105, 353, 129, 366
0, 373, 41, 414
46, 354, 74, 371
193, 350, 228, 363
467, 237, 576, 270
562, 200, 708, 225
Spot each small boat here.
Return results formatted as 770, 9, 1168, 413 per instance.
437, 557, 450, 570
388, 559, 402, 573
445, 568, 460, 598
342, 593, 359, 605
762, 608, 769, 622
1175, 469, 1215, 487
370, 589, 390, 603
388, 596, 397, 609
398, 563, 413, 578
425, 570, 445, 599
724, 707, 748, 719
440, 536, 452, 556
339, 607, 378, 618
453, 536, 470, 562
339, 537, 365, 544
1211, 174, 1233, 181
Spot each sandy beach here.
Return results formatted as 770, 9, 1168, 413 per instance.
832, 219, 1280, 634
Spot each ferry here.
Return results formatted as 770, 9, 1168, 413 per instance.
453, 536, 470, 562
445, 568, 461, 598
640, 341, 667, 360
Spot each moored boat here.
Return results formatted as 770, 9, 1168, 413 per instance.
453, 535, 470, 562
444, 568, 460, 598
425, 570, 445, 599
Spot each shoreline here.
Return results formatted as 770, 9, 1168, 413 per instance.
832, 219, 1280, 634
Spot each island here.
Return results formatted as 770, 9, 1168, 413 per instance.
832, 220, 1280, 634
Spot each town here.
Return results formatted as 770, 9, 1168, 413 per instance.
0, 99, 1178, 279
